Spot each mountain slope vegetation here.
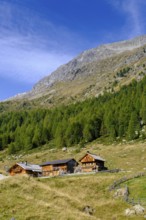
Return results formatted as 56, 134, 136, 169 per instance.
1, 76, 146, 153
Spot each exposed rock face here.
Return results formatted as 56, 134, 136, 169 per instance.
8, 35, 146, 104
33, 35, 146, 93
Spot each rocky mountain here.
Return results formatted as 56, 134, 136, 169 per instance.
9, 35, 146, 106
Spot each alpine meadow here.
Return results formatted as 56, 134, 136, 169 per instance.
1, 34, 146, 220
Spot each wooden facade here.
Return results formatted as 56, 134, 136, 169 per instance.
79, 152, 106, 172
9, 162, 42, 177
41, 158, 78, 176
8, 153, 106, 178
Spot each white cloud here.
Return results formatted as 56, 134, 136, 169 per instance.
0, 1, 82, 84
105, 0, 146, 41
121, 0, 144, 37
0, 35, 72, 83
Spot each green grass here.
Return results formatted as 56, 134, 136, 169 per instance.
124, 176, 146, 200
0, 173, 134, 220
0, 141, 146, 219
1, 140, 146, 174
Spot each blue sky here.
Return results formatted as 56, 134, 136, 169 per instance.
0, 0, 146, 100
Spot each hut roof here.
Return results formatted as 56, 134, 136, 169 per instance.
79, 152, 105, 162
17, 162, 42, 172
40, 158, 77, 166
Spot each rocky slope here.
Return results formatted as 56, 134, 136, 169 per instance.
32, 35, 146, 91
9, 35, 146, 106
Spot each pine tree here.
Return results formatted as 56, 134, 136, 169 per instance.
140, 88, 146, 124
83, 124, 93, 142
104, 111, 116, 139
127, 111, 140, 140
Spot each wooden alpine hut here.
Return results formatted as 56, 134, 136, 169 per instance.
41, 158, 78, 176
9, 162, 42, 177
79, 151, 106, 172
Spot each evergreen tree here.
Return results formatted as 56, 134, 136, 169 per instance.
104, 111, 116, 139
83, 123, 93, 142
127, 111, 140, 140
140, 88, 146, 124
32, 126, 42, 148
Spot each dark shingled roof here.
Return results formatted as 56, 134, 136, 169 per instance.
40, 158, 76, 166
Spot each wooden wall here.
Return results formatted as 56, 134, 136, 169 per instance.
9, 165, 27, 176
80, 154, 105, 172
80, 154, 95, 163
42, 164, 68, 176
9, 164, 41, 177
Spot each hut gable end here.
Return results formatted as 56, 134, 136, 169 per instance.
80, 154, 95, 163
9, 163, 26, 176
9, 162, 42, 177
79, 151, 106, 172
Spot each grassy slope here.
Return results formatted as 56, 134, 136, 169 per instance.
122, 176, 146, 200
0, 141, 146, 219
0, 174, 128, 220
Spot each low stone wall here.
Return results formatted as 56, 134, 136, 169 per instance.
109, 172, 145, 191
109, 172, 146, 206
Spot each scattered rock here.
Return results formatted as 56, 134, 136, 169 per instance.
83, 205, 94, 215
125, 208, 136, 216
114, 187, 129, 198
124, 204, 145, 216
62, 147, 67, 152
133, 204, 145, 215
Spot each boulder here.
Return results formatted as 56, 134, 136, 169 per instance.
124, 204, 145, 216
114, 187, 129, 198
125, 208, 136, 216
62, 147, 67, 152
133, 204, 145, 215
83, 205, 94, 215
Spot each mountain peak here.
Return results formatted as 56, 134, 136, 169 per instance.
32, 35, 146, 89
8, 35, 146, 104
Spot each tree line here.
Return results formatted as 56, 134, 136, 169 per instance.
1, 76, 146, 153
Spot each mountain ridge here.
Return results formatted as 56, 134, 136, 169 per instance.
7, 35, 146, 104
33, 35, 146, 90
